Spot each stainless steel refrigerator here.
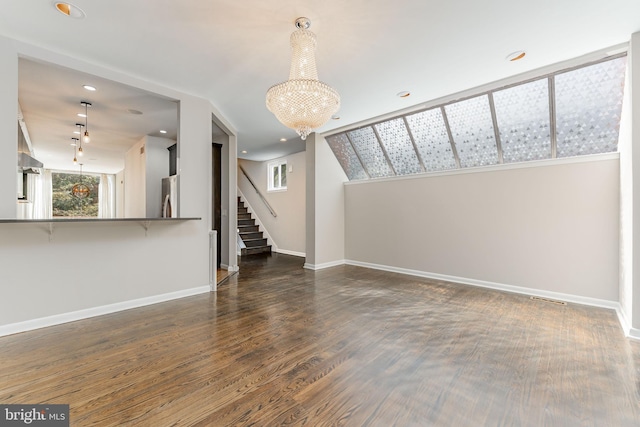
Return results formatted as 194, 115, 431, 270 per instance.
161, 175, 178, 218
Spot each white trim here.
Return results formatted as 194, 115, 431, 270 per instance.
304, 259, 346, 270
267, 160, 287, 192
0, 286, 210, 338
276, 248, 305, 258
627, 328, 640, 340
237, 189, 278, 251
220, 263, 240, 272
345, 258, 619, 309
344, 153, 620, 186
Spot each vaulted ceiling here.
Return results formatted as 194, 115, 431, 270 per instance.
2, 0, 640, 164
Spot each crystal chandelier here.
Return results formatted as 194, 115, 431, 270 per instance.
266, 17, 340, 140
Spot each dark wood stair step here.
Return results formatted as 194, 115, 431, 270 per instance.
238, 219, 255, 226
241, 245, 272, 256
239, 231, 263, 240
238, 225, 259, 233
243, 238, 268, 248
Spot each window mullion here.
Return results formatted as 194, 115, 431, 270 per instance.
441, 106, 461, 169
549, 76, 557, 159
487, 93, 504, 164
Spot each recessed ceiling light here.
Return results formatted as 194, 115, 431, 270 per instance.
55, 2, 85, 19
331, 115, 340, 120
160, 130, 167, 134
73, 131, 80, 135
127, 109, 143, 115
77, 113, 86, 118
70, 142, 77, 147
506, 51, 526, 62
279, 138, 287, 142
397, 91, 411, 98
241, 150, 247, 154
83, 85, 97, 91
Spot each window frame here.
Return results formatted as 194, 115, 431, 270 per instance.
267, 160, 287, 192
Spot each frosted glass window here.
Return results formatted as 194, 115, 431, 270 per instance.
445, 95, 498, 167
267, 160, 287, 191
348, 127, 394, 178
374, 118, 422, 176
493, 78, 551, 163
326, 134, 368, 181
405, 108, 457, 171
555, 56, 626, 158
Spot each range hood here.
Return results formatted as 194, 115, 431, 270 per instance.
18, 152, 43, 174
17, 109, 43, 174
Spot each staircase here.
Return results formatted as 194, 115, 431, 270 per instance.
237, 197, 272, 255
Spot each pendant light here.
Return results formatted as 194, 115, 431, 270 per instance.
72, 163, 90, 199
76, 123, 84, 156
265, 17, 340, 140
72, 137, 79, 164
81, 101, 91, 143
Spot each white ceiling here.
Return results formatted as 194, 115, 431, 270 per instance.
2, 0, 640, 164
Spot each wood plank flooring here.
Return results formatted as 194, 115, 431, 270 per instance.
1, 253, 639, 426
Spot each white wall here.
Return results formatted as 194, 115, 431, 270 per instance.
345, 157, 620, 302
123, 135, 173, 218
0, 37, 17, 218
238, 151, 306, 256
124, 137, 146, 218
115, 169, 125, 218
145, 136, 173, 218
0, 38, 223, 335
628, 32, 640, 331
305, 134, 347, 268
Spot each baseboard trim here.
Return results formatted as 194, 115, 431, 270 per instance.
304, 259, 346, 270
276, 249, 306, 258
0, 285, 210, 338
221, 264, 239, 272
345, 259, 620, 310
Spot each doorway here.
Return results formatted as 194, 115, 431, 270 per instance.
212, 142, 222, 269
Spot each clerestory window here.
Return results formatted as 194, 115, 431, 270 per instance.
326, 54, 627, 181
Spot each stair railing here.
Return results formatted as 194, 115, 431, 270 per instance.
239, 164, 277, 217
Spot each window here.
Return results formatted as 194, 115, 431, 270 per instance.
326, 54, 627, 181
268, 160, 287, 191
52, 172, 100, 217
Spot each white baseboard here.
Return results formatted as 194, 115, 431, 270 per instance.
616, 307, 640, 340
220, 264, 239, 272
0, 285, 210, 338
304, 259, 346, 270
276, 248, 305, 258
628, 328, 640, 340
345, 258, 621, 310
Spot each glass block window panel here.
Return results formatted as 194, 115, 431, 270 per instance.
444, 95, 498, 168
555, 56, 627, 158
326, 134, 368, 181
493, 78, 551, 163
405, 108, 457, 172
374, 118, 422, 176
348, 127, 394, 178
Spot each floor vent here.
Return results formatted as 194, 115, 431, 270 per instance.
530, 296, 567, 305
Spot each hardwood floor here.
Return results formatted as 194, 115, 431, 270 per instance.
1, 253, 639, 426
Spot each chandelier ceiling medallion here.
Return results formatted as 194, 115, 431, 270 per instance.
266, 17, 340, 140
